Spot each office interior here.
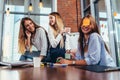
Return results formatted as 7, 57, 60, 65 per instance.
0, 0, 120, 66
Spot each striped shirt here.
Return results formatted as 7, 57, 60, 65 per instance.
48, 28, 71, 50
32, 27, 48, 56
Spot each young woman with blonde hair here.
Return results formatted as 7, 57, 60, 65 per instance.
48, 12, 71, 63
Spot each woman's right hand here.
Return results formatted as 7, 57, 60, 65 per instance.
25, 30, 31, 48
59, 29, 66, 35
25, 30, 31, 38
59, 29, 64, 35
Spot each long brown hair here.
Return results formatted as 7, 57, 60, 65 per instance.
18, 17, 39, 54
78, 14, 109, 55
49, 12, 65, 48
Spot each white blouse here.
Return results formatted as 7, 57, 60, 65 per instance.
48, 28, 71, 50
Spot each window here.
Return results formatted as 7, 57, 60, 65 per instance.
111, 0, 120, 66
83, 0, 91, 16
94, 0, 109, 48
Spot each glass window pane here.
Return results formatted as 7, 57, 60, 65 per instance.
84, 0, 90, 9
5, 0, 24, 12
94, 0, 110, 49
111, 0, 120, 66
83, 0, 91, 16
40, 8, 51, 14
3, 14, 24, 61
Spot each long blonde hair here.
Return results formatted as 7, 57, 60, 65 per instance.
49, 12, 64, 48
18, 17, 39, 54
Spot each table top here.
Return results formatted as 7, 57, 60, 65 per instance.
0, 65, 120, 80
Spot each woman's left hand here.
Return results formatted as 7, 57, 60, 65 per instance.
59, 29, 66, 35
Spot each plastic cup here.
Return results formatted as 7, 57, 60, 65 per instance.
65, 27, 71, 34
33, 57, 41, 67
65, 53, 71, 59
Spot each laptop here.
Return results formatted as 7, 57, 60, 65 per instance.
76, 65, 120, 72
0, 61, 33, 68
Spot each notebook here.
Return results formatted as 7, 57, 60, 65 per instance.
76, 65, 120, 72
0, 61, 33, 68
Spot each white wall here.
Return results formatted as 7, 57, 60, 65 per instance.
0, 0, 4, 60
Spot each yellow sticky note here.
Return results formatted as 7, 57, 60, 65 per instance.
82, 18, 90, 26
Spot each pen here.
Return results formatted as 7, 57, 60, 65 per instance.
49, 63, 68, 67
56, 57, 63, 62
56, 59, 61, 62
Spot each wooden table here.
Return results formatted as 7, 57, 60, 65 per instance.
0, 66, 120, 80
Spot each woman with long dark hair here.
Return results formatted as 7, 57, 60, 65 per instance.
58, 14, 116, 67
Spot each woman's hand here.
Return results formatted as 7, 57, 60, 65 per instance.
25, 30, 31, 38
57, 57, 72, 64
66, 49, 77, 59
25, 30, 31, 48
59, 29, 66, 35
66, 49, 70, 53
64, 27, 71, 33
